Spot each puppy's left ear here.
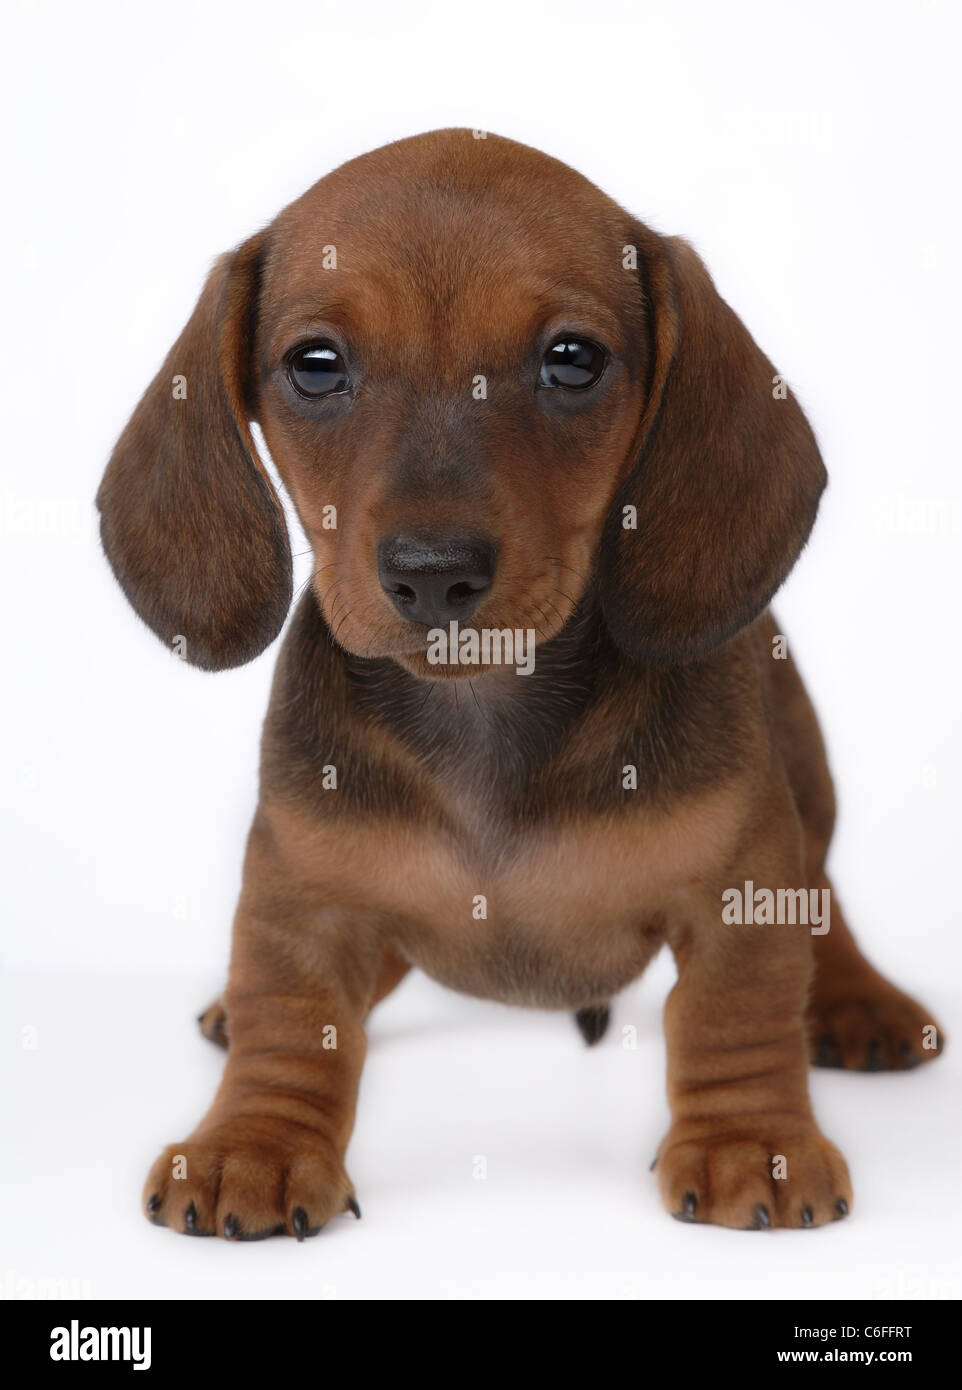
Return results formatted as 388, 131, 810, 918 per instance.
600, 228, 826, 665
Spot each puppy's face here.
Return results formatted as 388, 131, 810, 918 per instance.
97, 130, 826, 676
254, 138, 649, 676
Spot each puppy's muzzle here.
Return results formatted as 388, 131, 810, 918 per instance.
377, 535, 496, 625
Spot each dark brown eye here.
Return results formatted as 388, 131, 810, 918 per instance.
288, 344, 350, 397
539, 338, 607, 389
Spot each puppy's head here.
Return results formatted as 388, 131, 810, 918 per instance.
98, 130, 825, 674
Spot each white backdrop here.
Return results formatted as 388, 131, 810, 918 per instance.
1, 0, 959, 1300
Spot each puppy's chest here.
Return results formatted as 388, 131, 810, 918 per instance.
361, 782, 740, 1008
279, 640, 752, 1006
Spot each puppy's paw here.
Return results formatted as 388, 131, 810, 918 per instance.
142, 1118, 360, 1240
655, 1122, 851, 1230
808, 986, 944, 1071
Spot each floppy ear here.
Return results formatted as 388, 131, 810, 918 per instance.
600, 229, 826, 665
96, 232, 291, 671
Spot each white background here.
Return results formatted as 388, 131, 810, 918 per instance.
1, 0, 960, 1300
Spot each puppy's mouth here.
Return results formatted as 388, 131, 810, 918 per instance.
337, 595, 578, 682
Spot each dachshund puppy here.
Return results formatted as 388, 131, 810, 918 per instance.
98, 129, 942, 1238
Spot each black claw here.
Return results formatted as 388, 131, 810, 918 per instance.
649, 1155, 658, 1171
184, 1201, 196, 1231
801, 1205, 814, 1227
672, 1191, 698, 1223
292, 1206, 309, 1242
814, 1034, 843, 1068
223, 1213, 240, 1240
347, 1195, 362, 1220
862, 1040, 885, 1072
900, 1041, 922, 1070
574, 1005, 611, 1047
198, 1009, 228, 1048
146, 1193, 162, 1215
834, 1197, 849, 1220
754, 1204, 771, 1229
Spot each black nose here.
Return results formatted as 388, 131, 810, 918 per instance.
378, 535, 496, 625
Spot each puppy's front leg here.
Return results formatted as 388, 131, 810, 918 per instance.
143, 818, 377, 1241
657, 827, 852, 1231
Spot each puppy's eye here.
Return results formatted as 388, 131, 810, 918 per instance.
539, 338, 607, 390
288, 344, 350, 397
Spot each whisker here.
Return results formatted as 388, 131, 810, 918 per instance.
415, 681, 440, 717
468, 679, 495, 731
537, 602, 556, 635
521, 605, 548, 641
544, 555, 589, 584
541, 595, 564, 622
292, 559, 341, 605
320, 576, 342, 608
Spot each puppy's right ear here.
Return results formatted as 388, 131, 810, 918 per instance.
97, 232, 291, 671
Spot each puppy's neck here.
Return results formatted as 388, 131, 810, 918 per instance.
348, 594, 605, 793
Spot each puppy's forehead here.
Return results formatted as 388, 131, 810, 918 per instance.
262, 131, 639, 357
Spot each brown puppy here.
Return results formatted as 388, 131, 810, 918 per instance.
98, 129, 942, 1238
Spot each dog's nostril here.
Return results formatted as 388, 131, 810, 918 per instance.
445, 580, 480, 605
377, 535, 496, 625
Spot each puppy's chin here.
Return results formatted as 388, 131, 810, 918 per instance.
328, 625, 480, 678
392, 650, 489, 682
